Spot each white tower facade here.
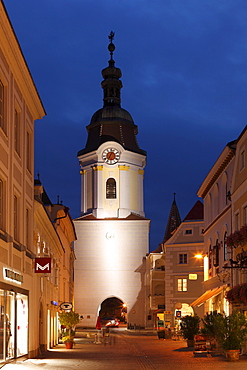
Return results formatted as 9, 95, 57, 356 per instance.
74, 34, 150, 327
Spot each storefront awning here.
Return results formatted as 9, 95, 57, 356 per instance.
190, 286, 225, 307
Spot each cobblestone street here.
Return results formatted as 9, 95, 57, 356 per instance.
3, 330, 247, 370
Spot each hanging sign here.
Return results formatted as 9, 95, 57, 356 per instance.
34, 258, 51, 273
60, 302, 73, 311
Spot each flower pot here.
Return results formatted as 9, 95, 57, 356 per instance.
225, 349, 240, 361
65, 341, 73, 349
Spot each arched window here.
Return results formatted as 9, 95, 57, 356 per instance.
106, 178, 116, 199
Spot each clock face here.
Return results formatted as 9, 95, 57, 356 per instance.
102, 148, 120, 164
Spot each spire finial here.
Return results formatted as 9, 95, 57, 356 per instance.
108, 31, 115, 61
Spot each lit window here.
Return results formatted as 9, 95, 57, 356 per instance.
179, 254, 187, 264
178, 278, 187, 291
106, 178, 116, 199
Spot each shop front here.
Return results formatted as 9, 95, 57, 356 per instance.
0, 281, 28, 362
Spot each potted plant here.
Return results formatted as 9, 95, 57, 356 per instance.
201, 311, 223, 351
213, 311, 247, 361
59, 311, 81, 349
180, 315, 200, 347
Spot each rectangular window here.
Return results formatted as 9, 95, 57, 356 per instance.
243, 206, 247, 226
14, 109, 20, 155
178, 278, 187, 292
235, 212, 240, 231
14, 195, 18, 241
0, 80, 5, 131
25, 208, 29, 248
185, 229, 192, 235
26, 131, 31, 171
179, 253, 187, 264
240, 149, 245, 171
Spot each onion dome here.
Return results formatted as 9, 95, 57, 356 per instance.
78, 32, 146, 157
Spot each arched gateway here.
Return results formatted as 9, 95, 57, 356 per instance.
73, 34, 149, 328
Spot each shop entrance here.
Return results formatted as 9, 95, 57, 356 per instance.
0, 287, 28, 362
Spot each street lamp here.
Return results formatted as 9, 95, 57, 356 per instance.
194, 253, 208, 281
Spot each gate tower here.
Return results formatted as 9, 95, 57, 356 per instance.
74, 33, 150, 327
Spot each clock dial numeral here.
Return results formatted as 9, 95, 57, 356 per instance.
102, 148, 120, 164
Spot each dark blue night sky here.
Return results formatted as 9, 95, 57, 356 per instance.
4, 0, 247, 251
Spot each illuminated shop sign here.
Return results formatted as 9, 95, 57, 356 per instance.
4, 268, 23, 284
34, 257, 51, 273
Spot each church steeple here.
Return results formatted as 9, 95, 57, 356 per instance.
78, 32, 146, 157
163, 194, 181, 242
101, 31, 122, 107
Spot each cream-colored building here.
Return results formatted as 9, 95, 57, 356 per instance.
0, 0, 45, 362
194, 134, 237, 314
34, 180, 76, 353
229, 126, 247, 289
0, 2, 76, 362
146, 200, 204, 329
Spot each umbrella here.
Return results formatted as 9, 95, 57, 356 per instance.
96, 316, 101, 330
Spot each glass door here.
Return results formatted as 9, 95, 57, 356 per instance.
5, 290, 15, 360
16, 293, 28, 356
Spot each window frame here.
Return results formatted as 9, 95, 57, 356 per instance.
177, 278, 187, 292
178, 253, 188, 264
106, 177, 116, 199
14, 195, 19, 241
0, 179, 3, 230
14, 109, 20, 155
240, 147, 245, 172
0, 79, 5, 133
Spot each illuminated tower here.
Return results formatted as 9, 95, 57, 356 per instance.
73, 33, 150, 327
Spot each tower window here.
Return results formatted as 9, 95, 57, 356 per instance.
106, 178, 116, 199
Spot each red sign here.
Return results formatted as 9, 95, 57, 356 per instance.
34, 258, 51, 273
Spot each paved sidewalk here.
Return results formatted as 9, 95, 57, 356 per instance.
2, 330, 247, 369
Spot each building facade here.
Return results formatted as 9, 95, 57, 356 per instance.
193, 128, 247, 315
34, 180, 76, 353
74, 34, 150, 328
146, 200, 204, 329
0, 1, 45, 362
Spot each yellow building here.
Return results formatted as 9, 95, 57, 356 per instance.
227, 126, 247, 295
0, 0, 45, 362
194, 127, 247, 315
34, 180, 76, 353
